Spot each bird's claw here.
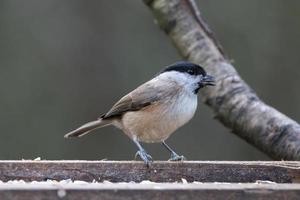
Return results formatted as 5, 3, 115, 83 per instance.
168, 152, 186, 161
135, 150, 153, 166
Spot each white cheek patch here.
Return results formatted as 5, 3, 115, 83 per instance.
158, 71, 201, 94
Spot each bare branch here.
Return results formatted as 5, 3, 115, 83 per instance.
143, 0, 300, 160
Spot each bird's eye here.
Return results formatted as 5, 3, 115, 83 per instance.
187, 69, 195, 75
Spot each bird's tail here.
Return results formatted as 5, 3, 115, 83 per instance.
64, 119, 112, 138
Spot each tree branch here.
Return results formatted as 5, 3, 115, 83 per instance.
143, 0, 300, 160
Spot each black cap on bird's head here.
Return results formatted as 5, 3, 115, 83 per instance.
161, 61, 216, 88
162, 61, 206, 76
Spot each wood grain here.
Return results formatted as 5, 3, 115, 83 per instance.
1, 183, 300, 200
0, 161, 300, 183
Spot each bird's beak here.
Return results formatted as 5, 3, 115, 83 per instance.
202, 75, 216, 86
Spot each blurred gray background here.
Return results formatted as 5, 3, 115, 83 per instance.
0, 1, 299, 161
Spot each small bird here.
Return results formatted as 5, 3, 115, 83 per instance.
65, 61, 215, 165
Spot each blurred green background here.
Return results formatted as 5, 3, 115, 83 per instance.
0, 1, 299, 161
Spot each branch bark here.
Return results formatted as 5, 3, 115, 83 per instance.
143, 0, 300, 160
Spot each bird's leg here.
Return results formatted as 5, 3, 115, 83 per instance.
162, 141, 186, 161
133, 138, 153, 166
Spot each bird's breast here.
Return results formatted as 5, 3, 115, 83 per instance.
121, 93, 198, 143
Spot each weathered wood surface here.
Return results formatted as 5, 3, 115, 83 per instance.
1, 183, 300, 200
1, 161, 300, 183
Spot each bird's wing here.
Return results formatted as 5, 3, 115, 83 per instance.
101, 81, 177, 119
101, 94, 153, 119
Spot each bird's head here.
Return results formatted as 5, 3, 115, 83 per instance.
160, 61, 215, 94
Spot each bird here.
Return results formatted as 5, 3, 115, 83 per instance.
64, 61, 215, 165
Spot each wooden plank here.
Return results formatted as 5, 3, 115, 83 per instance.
0, 183, 300, 200
0, 161, 300, 183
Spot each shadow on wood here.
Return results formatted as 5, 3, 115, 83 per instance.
1, 183, 300, 200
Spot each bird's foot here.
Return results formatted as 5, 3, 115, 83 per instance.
135, 150, 153, 166
168, 152, 186, 161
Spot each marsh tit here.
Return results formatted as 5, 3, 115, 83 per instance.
65, 61, 215, 165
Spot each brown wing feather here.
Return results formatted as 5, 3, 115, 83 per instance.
101, 82, 166, 119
